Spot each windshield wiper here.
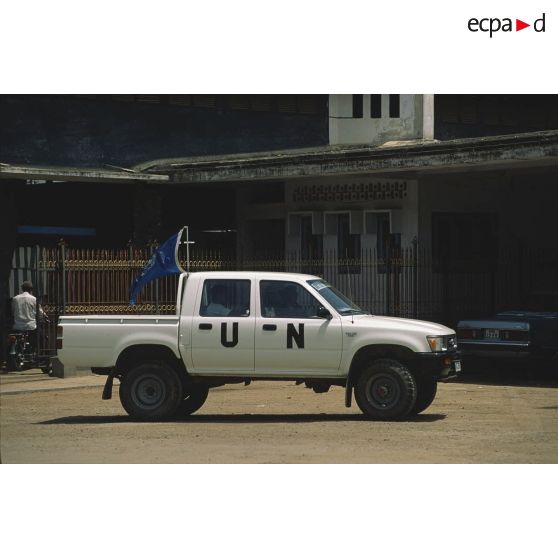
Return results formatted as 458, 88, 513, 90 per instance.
339, 309, 365, 315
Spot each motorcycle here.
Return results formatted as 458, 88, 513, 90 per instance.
6, 323, 52, 374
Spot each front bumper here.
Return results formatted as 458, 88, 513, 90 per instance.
414, 350, 461, 381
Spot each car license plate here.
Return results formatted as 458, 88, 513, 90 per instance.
484, 328, 500, 340
454, 360, 461, 373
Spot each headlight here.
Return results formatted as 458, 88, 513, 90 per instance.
426, 335, 457, 352
427, 336, 446, 352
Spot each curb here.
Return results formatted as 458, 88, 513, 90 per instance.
0, 378, 105, 396
1, 381, 105, 396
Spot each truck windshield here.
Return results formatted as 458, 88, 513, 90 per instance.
307, 279, 366, 315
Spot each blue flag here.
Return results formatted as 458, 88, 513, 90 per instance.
129, 229, 185, 305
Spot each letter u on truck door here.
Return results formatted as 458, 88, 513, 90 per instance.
190, 278, 255, 373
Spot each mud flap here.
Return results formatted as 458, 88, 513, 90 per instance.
102, 371, 118, 400
345, 382, 352, 408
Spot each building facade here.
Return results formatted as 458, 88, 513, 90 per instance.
1, 94, 557, 330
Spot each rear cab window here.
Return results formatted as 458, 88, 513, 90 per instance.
199, 279, 251, 317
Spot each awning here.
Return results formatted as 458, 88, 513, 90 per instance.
135, 130, 558, 183
0, 163, 169, 183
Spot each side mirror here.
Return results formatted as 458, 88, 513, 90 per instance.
317, 306, 333, 320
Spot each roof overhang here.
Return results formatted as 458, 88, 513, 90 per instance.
136, 130, 558, 183
0, 163, 169, 183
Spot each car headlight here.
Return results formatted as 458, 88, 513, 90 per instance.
427, 336, 446, 352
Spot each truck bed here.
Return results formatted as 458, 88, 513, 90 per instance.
58, 315, 181, 368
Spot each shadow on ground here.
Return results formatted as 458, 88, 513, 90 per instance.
38, 412, 447, 426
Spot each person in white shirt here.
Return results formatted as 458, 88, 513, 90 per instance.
11, 281, 45, 351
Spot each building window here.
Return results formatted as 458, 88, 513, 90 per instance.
300, 216, 322, 259
365, 211, 394, 273
227, 95, 250, 110
337, 213, 361, 274
84, 94, 326, 115
370, 95, 382, 118
250, 95, 272, 112
278, 95, 298, 113
193, 95, 218, 109
432, 213, 498, 272
366, 211, 391, 258
352, 95, 363, 118
300, 215, 323, 275
296, 96, 318, 114
389, 94, 400, 118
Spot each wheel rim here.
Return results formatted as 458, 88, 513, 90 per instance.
365, 373, 401, 410
131, 374, 166, 410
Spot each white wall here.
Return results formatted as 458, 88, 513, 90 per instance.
329, 94, 434, 145
285, 175, 419, 254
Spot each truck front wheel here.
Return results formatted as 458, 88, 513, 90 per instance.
176, 384, 209, 417
354, 359, 417, 420
119, 362, 182, 420
411, 375, 437, 415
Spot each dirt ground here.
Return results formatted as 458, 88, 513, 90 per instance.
1, 367, 557, 463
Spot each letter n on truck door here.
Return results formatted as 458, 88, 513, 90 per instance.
255, 279, 342, 376
191, 278, 255, 373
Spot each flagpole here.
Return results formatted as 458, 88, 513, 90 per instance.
186, 226, 190, 273
182, 225, 195, 274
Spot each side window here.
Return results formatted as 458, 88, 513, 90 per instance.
260, 281, 321, 319
200, 279, 251, 317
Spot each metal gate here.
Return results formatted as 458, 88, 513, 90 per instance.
8, 241, 557, 358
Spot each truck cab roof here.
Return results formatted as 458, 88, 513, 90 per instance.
181, 271, 322, 282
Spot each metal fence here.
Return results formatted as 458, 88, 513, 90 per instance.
8, 242, 558, 355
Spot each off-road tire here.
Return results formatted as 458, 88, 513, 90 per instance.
411, 374, 437, 414
176, 384, 209, 417
119, 362, 182, 420
354, 358, 417, 420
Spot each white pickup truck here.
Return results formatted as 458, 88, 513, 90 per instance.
57, 271, 460, 421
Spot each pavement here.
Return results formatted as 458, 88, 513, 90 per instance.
0, 368, 105, 395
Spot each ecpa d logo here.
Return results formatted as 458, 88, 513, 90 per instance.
468, 13, 546, 37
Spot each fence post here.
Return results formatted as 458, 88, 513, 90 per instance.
490, 262, 497, 315
384, 242, 391, 316
443, 266, 449, 325
413, 237, 418, 319
34, 245, 41, 360
151, 240, 159, 314
59, 239, 66, 315
127, 240, 133, 308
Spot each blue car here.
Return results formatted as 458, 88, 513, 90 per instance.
457, 311, 558, 367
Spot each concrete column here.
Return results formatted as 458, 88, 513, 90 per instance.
422, 94, 435, 140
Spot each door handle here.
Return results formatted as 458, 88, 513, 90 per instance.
262, 324, 277, 331
199, 323, 213, 330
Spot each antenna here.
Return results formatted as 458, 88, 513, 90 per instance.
345, 249, 354, 324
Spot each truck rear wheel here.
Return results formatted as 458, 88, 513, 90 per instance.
176, 384, 209, 417
354, 359, 417, 420
411, 375, 437, 414
119, 362, 182, 420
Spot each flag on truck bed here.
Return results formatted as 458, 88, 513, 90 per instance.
129, 229, 185, 305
